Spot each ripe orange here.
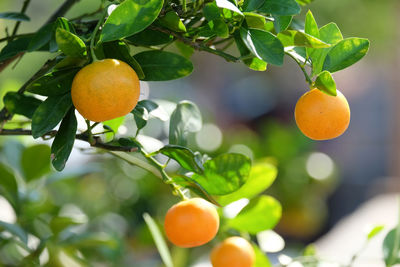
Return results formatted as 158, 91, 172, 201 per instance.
210, 236, 255, 267
294, 88, 350, 140
71, 59, 140, 122
164, 198, 219, 248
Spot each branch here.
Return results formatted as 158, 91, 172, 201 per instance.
0, 129, 138, 152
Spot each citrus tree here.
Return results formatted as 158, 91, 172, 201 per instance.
0, 0, 386, 266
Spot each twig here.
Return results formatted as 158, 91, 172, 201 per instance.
285, 51, 313, 85
0, 128, 138, 152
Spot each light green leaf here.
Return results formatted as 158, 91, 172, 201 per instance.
191, 153, 251, 195
157, 145, 203, 173
21, 144, 51, 181
159, 11, 186, 32
254, 244, 273, 267
143, 213, 173, 267
218, 162, 277, 205
367, 225, 384, 240
101, 0, 164, 42
277, 30, 330, 48
228, 195, 282, 234
216, 0, 243, 16
305, 10, 319, 38
209, 19, 229, 38
55, 28, 86, 57
315, 71, 337, 96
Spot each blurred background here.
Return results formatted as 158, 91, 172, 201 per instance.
0, 0, 399, 266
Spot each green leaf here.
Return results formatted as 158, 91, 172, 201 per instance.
126, 27, 173, 46
131, 99, 167, 130
191, 153, 251, 195
21, 144, 51, 181
383, 228, 400, 265
143, 213, 173, 267
55, 28, 86, 57
101, 0, 164, 42
277, 30, 330, 48
134, 50, 193, 81
244, 0, 265, 11
157, 145, 203, 173
0, 12, 30, 21
203, 2, 221, 21
169, 101, 202, 146
54, 56, 87, 70
50, 216, 85, 236
322, 38, 370, 73
273, 15, 292, 33
240, 28, 284, 66
102, 41, 145, 79
27, 23, 55, 52
26, 68, 79, 96
159, 11, 186, 32
258, 0, 300, 16
0, 36, 31, 62
235, 32, 267, 71
367, 225, 384, 240
118, 138, 141, 150
216, 0, 243, 16
296, 0, 314, 5
228, 195, 282, 234
314, 71, 337, 96
209, 19, 229, 38
3, 92, 42, 118
103, 116, 125, 141
0, 162, 18, 202
218, 162, 277, 205
175, 41, 195, 59
244, 12, 267, 30
63, 233, 118, 249
305, 10, 319, 38
0, 221, 28, 244
254, 244, 272, 267
31, 93, 73, 138
51, 108, 77, 171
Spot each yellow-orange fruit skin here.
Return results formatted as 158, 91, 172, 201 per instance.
295, 88, 350, 140
210, 236, 255, 267
71, 59, 140, 122
164, 198, 219, 248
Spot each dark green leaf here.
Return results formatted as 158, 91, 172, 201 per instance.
158, 145, 203, 173
31, 93, 73, 138
0, 36, 31, 62
55, 28, 86, 57
102, 41, 145, 79
273, 15, 292, 33
132, 105, 148, 129
143, 213, 173, 267
126, 27, 173, 46
21, 144, 51, 181
383, 228, 400, 265
159, 11, 186, 32
0, 12, 30, 21
244, 0, 265, 11
258, 0, 300, 16
26, 68, 79, 96
0, 221, 28, 244
169, 101, 202, 146
101, 0, 164, 42
203, 2, 221, 21
118, 138, 141, 150
277, 30, 330, 48
322, 38, 370, 73
3, 92, 42, 118
54, 56, 87, 70
240, 28, 284, 66
315, 71, 337, 96
228, 195, 282, 234
27, 23, 55, 52
0, 162, 18, 200
235, 32, 267, 71
218, 162, 277, 205
209, 19, 229, 38
191, 153, 251, 195
134, 50, 193, 81
51, 108, 77, 171
131, 99, 167, 129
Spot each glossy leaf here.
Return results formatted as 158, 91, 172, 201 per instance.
0, 221, 28, 244
277, 30, 330, 48
27, 23, 55, 52
158, 145, 203, 173
315, 71, 337, 96
132, 99, 167, 130
126, 27, 173, 46
0, 12, 30, 21
235, 32, 267, 71
3, 92, 42, 118
228, 195, 282, 234
322, 38, 370, 73
191, 153, 251, 195
21, 144, 51, 181
244, 0, 265, 11
218, 162, 277, 205
26, 68, 79, 96
273, 15, 292, 33
240, 28, 284, 66
143, 213, 173, 267
134, 50, 193, 81
31, 93, 73, 138
169, 101, 202, 146
203, 2, 221, 21
0, 36, 31, 62
305, 10, 319, 38
258, 0, 300, 16
159, 11, 186, 32
383, 228, 400, 265
244, 12, 267, 30
216, 0, 243, 16
101, 0, 163, 42
102, 41, 145, 79
209, 19, 229, 38
55, 28, 86, 57
51, 108, 77, 171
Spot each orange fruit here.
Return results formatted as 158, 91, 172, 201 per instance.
71, 59, 140, 122
164, 198, 219, 248
294, 88, 350, 140
210, 236, 255, 267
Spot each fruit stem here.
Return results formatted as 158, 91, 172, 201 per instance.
285, 51, 314, 86
89, 6, 108, 62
